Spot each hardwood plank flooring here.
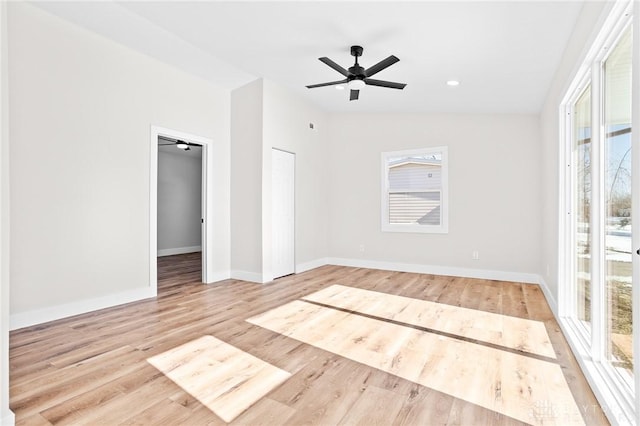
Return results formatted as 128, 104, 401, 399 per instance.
10, 252, 609, 425
147, 335, 291, 422
247, 297, 579, 424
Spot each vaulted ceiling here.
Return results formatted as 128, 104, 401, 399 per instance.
33, 1, 585, 114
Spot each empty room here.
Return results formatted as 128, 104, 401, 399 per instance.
0, 0, 638, 425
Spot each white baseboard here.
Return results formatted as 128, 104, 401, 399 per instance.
157, 246, 201, 257
296, 258, 330, 274
205, 270, 231, 284
230, 270, 264, 284
1, 411, 15, 426
326, 257, 540, 284
535, 275, 559, 316
232, 258, 541, 287
10, 286, 157, 331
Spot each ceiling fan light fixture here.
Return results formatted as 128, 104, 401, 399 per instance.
348, 79, 365, 90
176, 140, 189, 150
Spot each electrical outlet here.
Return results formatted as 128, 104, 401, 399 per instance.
359, 244, 365, 253
472, 250, 479, 260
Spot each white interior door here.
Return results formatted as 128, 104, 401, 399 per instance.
272, 148, 295, 279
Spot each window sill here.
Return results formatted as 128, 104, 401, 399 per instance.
381, 224, 449, 234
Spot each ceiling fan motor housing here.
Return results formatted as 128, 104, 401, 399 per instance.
348, 65, 365, 81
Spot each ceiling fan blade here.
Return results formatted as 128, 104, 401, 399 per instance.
350, 89, 359, 101
319, 57, 350, 77
306, 79, 348, 89
364, 55, 399, 77
364, 78, 406, 90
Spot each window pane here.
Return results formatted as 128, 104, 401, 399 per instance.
389, 192, 441, 225
388, 163, 442, 192
603, 25, 633, 383
573, 84, 592, 331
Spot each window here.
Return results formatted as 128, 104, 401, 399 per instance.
571, 83, 592, 335
381, 147, 448, 233
602, 25, 633, 384
562, 2, 637, 423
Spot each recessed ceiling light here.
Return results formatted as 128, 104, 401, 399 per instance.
446, 80, 460, 87
335, 85, 345, 91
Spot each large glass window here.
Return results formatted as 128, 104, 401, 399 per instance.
603, 25, 633, 383
572, 84, 592, 332
563, 5, 636, 423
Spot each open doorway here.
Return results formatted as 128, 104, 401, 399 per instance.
149, 126, 212, 293
157, 136, 202, 285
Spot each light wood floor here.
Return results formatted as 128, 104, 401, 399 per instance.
10, 253, 609, 425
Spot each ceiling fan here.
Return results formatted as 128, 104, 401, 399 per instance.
306, 45, 406, 101
158, 136, 201, 151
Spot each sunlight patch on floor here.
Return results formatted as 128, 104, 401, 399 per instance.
247, 286, 583, 426
304, 284, 556, 359
147, 335, 291, 422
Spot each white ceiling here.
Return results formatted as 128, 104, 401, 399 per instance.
33, 1, 585, 114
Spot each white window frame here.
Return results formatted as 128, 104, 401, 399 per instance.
559, 1, 638, 424
381, 146, 448, 234
563, 75, 593, 348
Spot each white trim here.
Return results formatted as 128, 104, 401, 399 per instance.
157, 246, 202, 257
9, 287, 156, 331
234, 257, 542, 287
150, 126, 213, 289
296, 258, 329, 274
327, 257, 540, 284
230, 270, 266, 284
149, 130, 158, 294
206, 271, 231, 284
0, 2, 11, 423
200, 142, 209, 283
1, 412, 14, 426
536, 276, 559, 316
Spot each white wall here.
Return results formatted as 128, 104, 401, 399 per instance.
0, 0, 13, 422
230, 79, 264, 280
230, 79, 329, 282
157, 149, 202, 255
327, 113, 541, 281
262, 79, 329, 277
539, 1, 609, 308
8, 3, 231, 328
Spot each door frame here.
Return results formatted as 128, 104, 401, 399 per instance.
150, 125, 212, 291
